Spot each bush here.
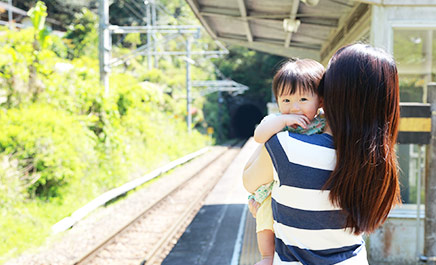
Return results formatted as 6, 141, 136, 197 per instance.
0, 154, 25, 209
0, 104, 97, 198
0, 11, 212, 258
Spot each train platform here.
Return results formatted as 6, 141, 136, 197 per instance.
162, 138, 261, 265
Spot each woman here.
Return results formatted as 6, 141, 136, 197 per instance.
243, 43, 401, 264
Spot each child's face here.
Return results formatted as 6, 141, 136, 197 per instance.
277, 90, 321, 121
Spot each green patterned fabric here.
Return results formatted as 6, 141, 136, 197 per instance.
248, 114, 326, 204
248, 182, 274, 203
286, 116, 325, 135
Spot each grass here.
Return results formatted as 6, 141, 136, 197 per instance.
0, 137, 211, 264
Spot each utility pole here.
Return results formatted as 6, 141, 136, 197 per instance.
96, 1, 228, 132
151, 0, 158, 68
8, 0, 12, 29
98, 0, 110, 95
146, 2, 152, 70
425, 82, 436, 264
186, 37, 192, 133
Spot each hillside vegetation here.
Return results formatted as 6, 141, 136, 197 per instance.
0, 2, 211, 261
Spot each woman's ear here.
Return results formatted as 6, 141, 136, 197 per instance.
317, 97, 324, 116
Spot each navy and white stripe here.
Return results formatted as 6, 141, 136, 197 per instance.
265, 131, 367, 265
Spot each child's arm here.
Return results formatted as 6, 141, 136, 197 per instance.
253, 114, 310, 143
243, 145, 273, 193
244, 145, 274, 217
248, 198, 260, 218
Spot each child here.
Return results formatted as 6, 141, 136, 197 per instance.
248, 58, 325, 265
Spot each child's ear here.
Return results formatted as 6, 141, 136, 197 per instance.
319, 98, 324, 108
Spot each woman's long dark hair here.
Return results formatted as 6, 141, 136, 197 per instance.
320, 44, 401, 234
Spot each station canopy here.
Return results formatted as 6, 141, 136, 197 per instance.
185, 0, 370, 61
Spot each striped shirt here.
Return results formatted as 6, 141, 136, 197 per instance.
265, 132, 368, 265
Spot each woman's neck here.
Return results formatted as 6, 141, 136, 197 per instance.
323, 123, 333, 136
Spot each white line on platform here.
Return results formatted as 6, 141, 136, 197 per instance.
231, 205, 248, 265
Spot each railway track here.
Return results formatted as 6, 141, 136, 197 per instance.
73, 140, 245, 265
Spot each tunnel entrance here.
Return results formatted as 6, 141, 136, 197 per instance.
232, 104, 263, 138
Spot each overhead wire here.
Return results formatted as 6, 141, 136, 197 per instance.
156, 2, 193, 26
126, 0, 147, 17
39, 0, 80, 17
106, 0, 230, 85
111, 33, 182, 66
122, 0, 147, 23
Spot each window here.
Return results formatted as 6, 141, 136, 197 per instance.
394, 29, 435, 204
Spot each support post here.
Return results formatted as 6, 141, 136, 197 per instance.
186, 37, 192, 133
218, 91, 223, 141
425, 82, 436, 264
146, 2, 152, 70
98, 0, 110, 95
417, 144, 424, 258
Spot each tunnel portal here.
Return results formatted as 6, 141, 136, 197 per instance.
231, 104, 264, 139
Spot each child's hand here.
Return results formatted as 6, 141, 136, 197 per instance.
281, 114, 310, 129
248, 198, 261, 218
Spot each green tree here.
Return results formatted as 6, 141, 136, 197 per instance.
213, 46, 284, 107
0, 0, 214, 260
27, 1, 49, 101
206, 46, 284, 141
28, 1, 49, 49
63, 8, 98, 59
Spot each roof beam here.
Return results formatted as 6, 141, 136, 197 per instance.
355, 0, 381, 3
217, 37, 320, 60
320, 3, 370, 64
200, 6, 240, 16
200, 10, 340, 21
300, 17, 338, 28
236, 0, 253, 42
200, 11, 286, 22
202, 14, 283, 26
184, 0, 218, 38
284, 0, 300, 47
356, 0, 436, 5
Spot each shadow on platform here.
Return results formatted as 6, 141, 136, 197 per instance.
162, 204, 246, 265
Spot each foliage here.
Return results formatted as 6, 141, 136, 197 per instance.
0, 0, 212, 258
48, 34, 69, 58
124, 33, 141, 48
0, 105, 97, 198
392, 29, 436, 103
203, 92, 230, 142
141, 68, 167, 83
63, 8, 99, 59
158, 0, 198, 24
14, 0, 95, 29
0, 27, 37, 107
0, 26, 72, 107
0, 0, 283, 259
0, 200, 49, 265
213, 46, 284, 107
28, 1, 49, 49
207, 46, 284, 140
398, 77, 424, 102
0, 155, 25, 209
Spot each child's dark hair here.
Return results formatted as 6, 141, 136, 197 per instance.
272, 59, 325, 101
